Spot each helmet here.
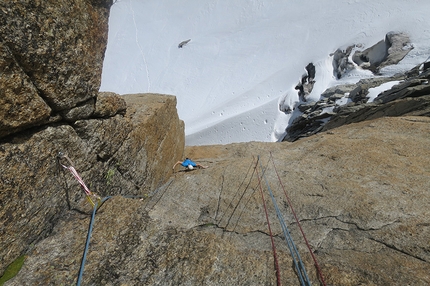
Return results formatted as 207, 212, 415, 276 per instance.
188, 165, 194, 170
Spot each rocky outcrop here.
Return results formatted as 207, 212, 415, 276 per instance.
0, 0, 186, 278
332, 32, 413, 79
6, 116, 430, 285
0, 93, 185, 275
352, 32, 413, 73
0, 0, 111, 138
295, 63, 316, 102
283, 60, 430, 142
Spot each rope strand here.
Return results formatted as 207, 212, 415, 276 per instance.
270, 152, 326, 286
255, 157, 282, 286
76, 196, 111, 286
259, 156, 310, 286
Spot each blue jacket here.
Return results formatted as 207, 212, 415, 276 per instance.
181, 158, 197, 167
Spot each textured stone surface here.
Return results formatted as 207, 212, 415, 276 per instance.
351, 31, 413, 72
0, 0, 111, 138
0, 42, 51, 137
383, 31, 414, 69
6, 116, 430, 285
94, 92, 127, 118
0, 0, 188, 277
0, 93, 184, 275
1, 2, 429, 284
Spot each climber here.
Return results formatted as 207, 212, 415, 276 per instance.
173, 158, 208, 171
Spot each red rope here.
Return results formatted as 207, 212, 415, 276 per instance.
269, 152, 326, 286
255, 158, 281, 286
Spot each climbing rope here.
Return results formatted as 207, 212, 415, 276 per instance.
258, 156, 311, 286
269, 152, 326, 286
254, 157, 281, 286
58, 151, 323, 285
219, 158, 256, 230
76, 196, 111, 286
76, 193, 147, 286
56, 152, 147, 285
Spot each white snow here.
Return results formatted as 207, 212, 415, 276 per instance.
101, 0, 430, 145
336, 95, 352, 106
366, 81, 401, 102
321, 106, 335, 115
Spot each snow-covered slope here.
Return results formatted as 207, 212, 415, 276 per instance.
101, 0, 430, 145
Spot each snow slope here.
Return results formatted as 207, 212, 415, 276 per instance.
101, 0, 430, 145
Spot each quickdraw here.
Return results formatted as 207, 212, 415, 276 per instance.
57, 152, 101, 208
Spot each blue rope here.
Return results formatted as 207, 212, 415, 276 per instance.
57, 153, 148, 285
258, 157, 311, 286
76, 194, 146, 285
76, 196, 111, 286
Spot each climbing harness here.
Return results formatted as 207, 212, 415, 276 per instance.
269, 152, 326, 286
258, 156, 311, 286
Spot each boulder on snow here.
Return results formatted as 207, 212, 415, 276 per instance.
331, 45, 356, 79
295, 62, 317, 102
178, 39, 191, 48
383, 31, 415, 68
352, 31, 413, 73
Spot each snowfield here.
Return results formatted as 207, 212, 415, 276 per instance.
101, 0, 430, 145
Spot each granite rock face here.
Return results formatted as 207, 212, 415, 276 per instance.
0, 0, 111, 138
0, 41, 52, 138
0, 1, 186, 276
0, 94, 185, 275
1, 0, 110, 272
1, 2, 430, 284
6, 116, 430, 285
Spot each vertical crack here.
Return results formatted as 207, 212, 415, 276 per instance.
214, 171, 225, 222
